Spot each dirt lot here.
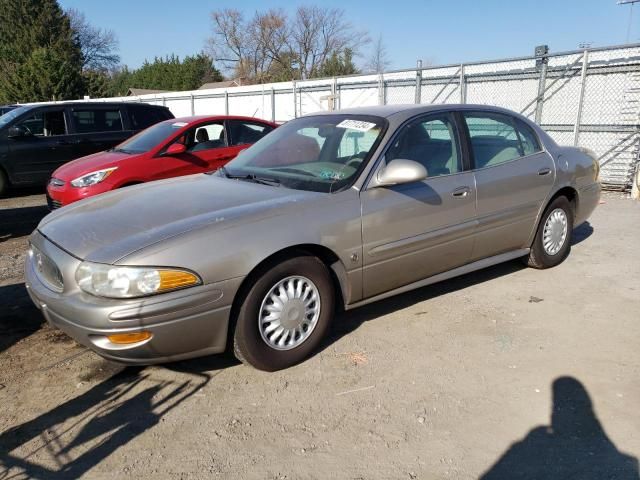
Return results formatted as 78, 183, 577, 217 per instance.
0, 189, 638, 479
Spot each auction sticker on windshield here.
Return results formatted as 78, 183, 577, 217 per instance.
172, 122, 188, 128
336, 119, 377, 132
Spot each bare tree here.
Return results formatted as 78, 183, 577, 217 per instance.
365, 34, 391, 74
206, 6, 369, 82
67, 8, 120, 72
289, 6, 369, 79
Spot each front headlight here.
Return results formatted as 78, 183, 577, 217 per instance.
71, 167, 117, 188
75, 262, 201, 298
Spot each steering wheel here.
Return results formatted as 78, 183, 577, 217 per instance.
346, 151, 367, 169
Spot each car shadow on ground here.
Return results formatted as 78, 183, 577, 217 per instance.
0, 282, 44, 354
0, 356, 236, 478
0, 205, 49, 242
480, 376, 639, 479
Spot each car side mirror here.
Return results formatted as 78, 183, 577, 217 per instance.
7, 125, 31, 138
371, 158, 428, 188
164, 143, 187, 155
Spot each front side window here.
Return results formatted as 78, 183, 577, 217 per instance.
227, 120, 273, 146
16, 110, 67, 137
464, 112, 540, 169
223, 115, 386, 192
387, 114, 461, 177
72, 109, 123, 133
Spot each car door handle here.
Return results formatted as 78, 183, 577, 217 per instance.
451, 186, 471, 198
538, 168, 552, 176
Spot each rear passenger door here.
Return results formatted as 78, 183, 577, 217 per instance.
462, 111, 555, 261
360, 112, 477, 298
226, 120, 274, 158
68, 106, 127, 158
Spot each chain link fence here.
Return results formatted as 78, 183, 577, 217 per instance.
85, 43, 640, 190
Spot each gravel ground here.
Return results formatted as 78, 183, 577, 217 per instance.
0, 190, 638, 479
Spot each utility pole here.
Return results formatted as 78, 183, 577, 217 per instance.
618, 0, 640, 43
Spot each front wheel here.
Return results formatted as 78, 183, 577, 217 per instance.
525, 196, 574, 269
232, 255, 335, 371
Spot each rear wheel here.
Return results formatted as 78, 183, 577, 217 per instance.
0, 169, 8, 197
525, 196, 573, 269
233, 255, 334, 371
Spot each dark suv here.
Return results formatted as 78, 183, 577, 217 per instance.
0, 102, 173, 196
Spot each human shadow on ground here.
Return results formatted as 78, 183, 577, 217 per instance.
480, 376, 639, 480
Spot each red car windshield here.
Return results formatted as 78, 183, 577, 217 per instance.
114, 120, 188, 154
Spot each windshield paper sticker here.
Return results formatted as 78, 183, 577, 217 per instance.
336, 119, 376, 132
171, 122, 188, 128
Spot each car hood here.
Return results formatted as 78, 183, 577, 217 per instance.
52, 150, 141, 180
38, 174, 320, 264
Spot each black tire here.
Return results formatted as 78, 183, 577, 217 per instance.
0, 169, 8, 197
525, 196, 574, 269
233, 255, 334, 371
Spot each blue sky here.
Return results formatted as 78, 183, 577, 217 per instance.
59, 0, 637, 71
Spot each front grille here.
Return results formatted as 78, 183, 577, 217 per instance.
46, 194, 62, 210
30, 244, 64, 292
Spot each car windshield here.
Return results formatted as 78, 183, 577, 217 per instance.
0, 106, 31, 128
222, 114, 386, 193
114, 120, 187, 154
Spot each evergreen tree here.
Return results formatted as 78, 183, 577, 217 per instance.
318, 49, 359, 78
0, 0, 84, 102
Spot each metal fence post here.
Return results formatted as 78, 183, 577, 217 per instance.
224, 91, 229, 115
378, 73, 384, 105
459, 64, 466, 103
535, 53, 548, 124
573, 50, 589, 146
190, 93, 194, 115
331, 77, 338, 110
271, 87, 276, 122
292, 81, 297, 118
415, 60, 423, 104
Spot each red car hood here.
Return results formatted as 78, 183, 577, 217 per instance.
52, 150, 143, 181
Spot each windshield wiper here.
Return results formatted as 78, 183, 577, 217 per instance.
218, 166, 280, 187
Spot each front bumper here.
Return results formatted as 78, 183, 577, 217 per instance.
47, 180, 115, 210
25, 231, 243, 364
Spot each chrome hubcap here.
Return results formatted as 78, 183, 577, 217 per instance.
258, 276, 321, 350
542, 208, 568, 256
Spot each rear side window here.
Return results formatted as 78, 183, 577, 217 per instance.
514, 118, 542, 156
129, 106, 171, 130
464, 112, 537, 169
227, 120, 273, 146
72, 109, 123, 133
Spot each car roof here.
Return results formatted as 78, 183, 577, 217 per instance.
20, 102, 169, 110
170, 115, 277, 125
305, 103, 528, 119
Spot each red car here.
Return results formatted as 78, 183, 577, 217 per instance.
47, 115, 277, 208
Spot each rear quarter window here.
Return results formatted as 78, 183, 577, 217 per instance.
129, 106, 171, 130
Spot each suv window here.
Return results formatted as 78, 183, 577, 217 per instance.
228, 120, 273, 146
72, 109, 123, 133
16, 110, 67, 137
129, 106, 170, 130
387, 113, 461, 177
464, 112, 540, 168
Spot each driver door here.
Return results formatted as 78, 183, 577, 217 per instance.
8, 106, 74, 184
151, 121, 231, 180
359, 112, 477, 298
